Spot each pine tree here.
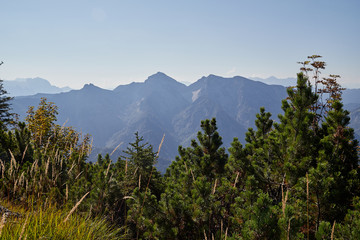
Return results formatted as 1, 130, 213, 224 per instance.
243, 107, 275, 193
158, 118, 230, 239
276, 72, 319, 186
122, 132, 163, 198
0, 62, 15, 130
313, 100, 360, 222
121, 133, 164, 238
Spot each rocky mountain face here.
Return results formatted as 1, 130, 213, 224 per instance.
10, 73, 360, 171
3, 78, 71, 96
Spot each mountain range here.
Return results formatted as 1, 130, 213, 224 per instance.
3, 78, 71, 96
10, 73, 360, 171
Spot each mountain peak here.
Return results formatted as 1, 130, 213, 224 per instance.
146, 72, 175, 82
82, 83, 102, 91
153, 72, 168, 77
207, 74, 220, 78
197, 74, 224, 81
83, 83, 96, 88
144, 72, 187, 89
197, 74, 224, 83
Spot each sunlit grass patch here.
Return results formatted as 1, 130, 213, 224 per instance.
0, 201, 124, 240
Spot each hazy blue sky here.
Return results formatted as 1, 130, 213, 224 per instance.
1, 0, 359, 89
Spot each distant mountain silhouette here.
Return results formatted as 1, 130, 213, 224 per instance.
249, 76, 297, 86
10, 73, 360, 172
3, 77, 71, 96
343, 88, 360, 105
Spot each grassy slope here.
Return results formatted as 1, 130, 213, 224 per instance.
0, 200, 124, 240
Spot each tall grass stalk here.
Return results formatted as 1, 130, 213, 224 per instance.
331, 220, 336, 240
0, 213, 6, 237
281, 184, 288, 217
110, 142, 123, 156
212, 179, 217, 195
63, 191, 90, 223
287, 218, 291, 240
18, 213, 29, 240
233, 171, 239, 187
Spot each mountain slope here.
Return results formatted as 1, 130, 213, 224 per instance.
17, 73, 359, 171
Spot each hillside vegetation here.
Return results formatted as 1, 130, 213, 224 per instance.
0, 56, 360, 239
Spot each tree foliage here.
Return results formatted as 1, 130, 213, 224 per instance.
0, 56, 359, 239
0, 61, 15, 130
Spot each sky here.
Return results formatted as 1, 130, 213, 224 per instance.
1, 0, 360, 89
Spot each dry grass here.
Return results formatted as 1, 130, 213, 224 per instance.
281, 184, 289, 217
287, 218, 291, 240
0, 213, 6, 237
204, 229, 208, 240
18, 213, 29, 240
63, 191, 90, 223
212, 179, 217, 195
0, 202, 123, 240
105, 159, 112, 178
233, 171, 239, 187
110, 142, 123, 156
331, 220, 336, 240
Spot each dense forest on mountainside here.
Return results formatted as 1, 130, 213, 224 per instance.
0, 56, 360, 239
